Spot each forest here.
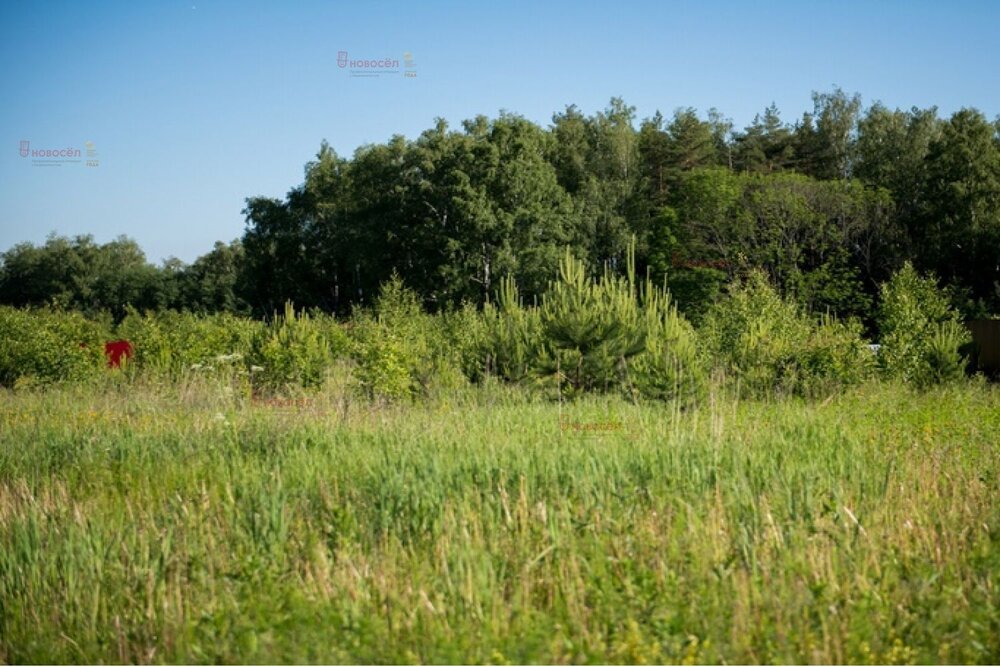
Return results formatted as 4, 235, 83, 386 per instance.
3, 88, 999, 328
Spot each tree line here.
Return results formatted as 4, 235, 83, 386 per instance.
3, 88, 999, 326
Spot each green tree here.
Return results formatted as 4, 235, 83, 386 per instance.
0, 234, 171, 318
801, 87, 863, 180
539, 249, 646, 395
921, 108, 1000, 311
666, 107, 718, 173
877, 262, 971, 385
733, 103, 795, 173
177, 240, 249, 314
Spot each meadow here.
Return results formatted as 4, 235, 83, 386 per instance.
1, 376, 998, 664
1, 259, 998, 663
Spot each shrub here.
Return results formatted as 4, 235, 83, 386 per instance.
702, 271, 874, 397
250, 303, 345, 393
440, 301, 491, 382
349, 277, 467, 401
116, 307, 261, 376
701, 271, 810, 396
0, 306, 109, 387
349, 314, 414, 401
630, 284, 708, 403
792, 314, 875, 397
537, 250, 647, 396
480, 276, 545, 384
478, 246, 706, 403
876, 263, 970, 386
919, 320, 969, 387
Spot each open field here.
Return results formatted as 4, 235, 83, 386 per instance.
1, 380, 998, 664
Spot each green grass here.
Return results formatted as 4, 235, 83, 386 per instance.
1, 379, 998, 664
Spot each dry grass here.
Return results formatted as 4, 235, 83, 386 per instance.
0, 378, 998, 663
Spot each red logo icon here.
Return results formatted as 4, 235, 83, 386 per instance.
337, 51, 348, 68
19, 140, 29, 157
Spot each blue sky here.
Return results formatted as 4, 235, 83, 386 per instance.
1, 0, 998, 264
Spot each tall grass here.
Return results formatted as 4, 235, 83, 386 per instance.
1, 379, 997, 663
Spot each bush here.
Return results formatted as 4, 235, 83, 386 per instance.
477, 246, 706, 403
920, 320, 969, 387
480, 276, 545, 384
349, 277, 467, 401
702, 271, 810, 396
792, 314, 875, 397
0, 306, 109, 387
116, 307, 261, 377
250, 303, 346, 393
876, 263, 970, 386
349, 314, 414, 401
702, 271, 874, 397
537, 250, 647, 396
440, 301, 491, 383
630, 283, 708, 404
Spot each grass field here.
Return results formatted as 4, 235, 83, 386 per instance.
1, 379, 998, 664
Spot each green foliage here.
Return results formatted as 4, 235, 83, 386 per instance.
791, 314, 876, 397
922, 320, 971, 386
702, 271, 809, 395
0, 306, 109, 387
475, 243, 707, 403
349, 314, 414, 401
175, 240, 249, 314
349, 277, 467, 401
921, 108, 1000, 308
480, 276, 544, 383
703, 271, 874, 397
440, 301, 491, 382
876, 262, 971, 386
4, 95, 1000, 320
116, 307, 261, 377
0, 235, 171, 318
630, 280, 708, 403
0, 234, 249, 318
538, 249, 647, 395
250, 303, 345, 393
663, 266, 728, 325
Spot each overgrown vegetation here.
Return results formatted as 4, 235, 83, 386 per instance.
0, 306, 109, 388
0, 251, 996, 664
0, 261, 978, 398
876, 262, 972, 387
0, 380, 997, 663
701, 271, 875, 398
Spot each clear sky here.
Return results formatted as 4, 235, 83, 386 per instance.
1, 0, 998, 264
